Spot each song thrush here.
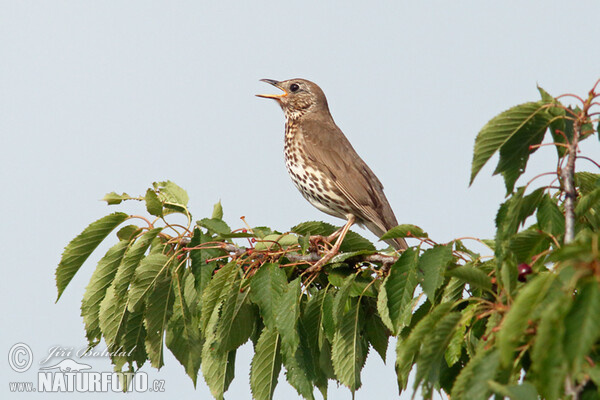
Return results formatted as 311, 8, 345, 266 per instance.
257, 78, 407, 269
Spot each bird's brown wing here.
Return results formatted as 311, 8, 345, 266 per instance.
299, 116, 399, 236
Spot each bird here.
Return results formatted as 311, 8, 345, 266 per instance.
257, 78, 407, 270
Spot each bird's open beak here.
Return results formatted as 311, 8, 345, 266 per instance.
256, 79, 288, 99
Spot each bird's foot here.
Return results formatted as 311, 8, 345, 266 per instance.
305, 249, 337, 274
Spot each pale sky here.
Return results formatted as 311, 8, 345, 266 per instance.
2, 1, 600, 399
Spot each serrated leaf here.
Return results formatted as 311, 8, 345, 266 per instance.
56, 212, 129, 300
153, 180, 189, 206
488, 381, 539, 400
102, 191, 133, 205
365, 312, 389, 363
333, 274, 356, 326
197, 217, 232, 236
291, 221, 337, 236
217, 288, 256, 352
564, 280, 600, 375
446, 263, 492, 291
395, 302, 453, 392
415, 312, 461, 388
144, 272, 174, 369
445, 305, 476, 367
250, 263, 287, 329
291, 221, 375, 251
98, 228, 162, 347
212, 201, 223, 220
536, 194, 565, 237
508, 228, 551, 263
201, 343, 236, 400
166, 270, 202, 386
276, 278, 302, 356
497, 272, 555, 366
321, 291, 335, 342
250, 328, 282, 400
381, 224, 428, 240
200, 261, 239, 332
81, 239, 131, 345
450, 348, 499, 400
418, 244, 454, 300
127, 253, 170, 312
332, 300, 367, 392
145, 188, 163, 217
384, 248, 418, 334
116, 225, 141, 241
254, 234, 299, 251
470, 101, 552, 193
576, 187, 600, 217
113, 307, 147, 370
531, 294, 570, 400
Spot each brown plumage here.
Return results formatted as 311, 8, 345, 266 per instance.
257, 78, 407, 255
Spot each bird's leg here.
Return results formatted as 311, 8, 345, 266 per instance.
306, 215, 355, 273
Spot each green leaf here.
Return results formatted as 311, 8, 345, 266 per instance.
508, 228, 551, 263
414, 312, 461, 388
333, 274, 356, 326
575, 172, 600, 194
127, 253, 170, 312
497, 272, 555, 366
445, 304, 476, 367
383, 248, 419, 334
291, 221, 337, 236
197, 218, 232, 236
470, 101, 552, 193
145, 188, 163, 217
564, 280, 600, 375
201, 344, 236, 400
332, 300, 367, 392
321, 291, 335, 342
576, 187, 600, 217
418, 244, 454, 300
536, 194, 565, 237
217, 288, 256, 352
254, 234, 299, 251
116, 225, 141, 241
250, 328, 282, 400
144, 271, 174, 368
450, 348, 499, 400
250, 263, 287, 330
531, 294, 570, 400
381, 224, 428, 240
276, 278, 302, 356
98, 228, 162, 348
81, 239, 131, 345
395, 302, 453, 392
166, 270, 202, 386
153, 180, 189, 206
291, 221, 374, 251
446, 263, 492, 291
365, 312, 389, 363
212, 201, 224, 219
488, 381, 539, 400
200, 261, 239, 332
102, 191, 133, 205
56, 212, 129, 300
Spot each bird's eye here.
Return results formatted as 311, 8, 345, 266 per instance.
290, 83, 300, 92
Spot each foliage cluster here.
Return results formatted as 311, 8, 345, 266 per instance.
56, 81, 600, 399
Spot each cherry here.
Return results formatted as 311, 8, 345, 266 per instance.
518, 263, 532, 282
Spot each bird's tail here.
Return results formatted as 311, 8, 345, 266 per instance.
384, 237, 408, 251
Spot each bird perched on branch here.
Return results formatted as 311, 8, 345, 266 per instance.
257, 78, 407, 271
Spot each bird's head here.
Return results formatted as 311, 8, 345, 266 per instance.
257, 78, 329, 119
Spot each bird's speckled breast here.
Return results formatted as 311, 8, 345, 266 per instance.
283, 120, 350, 219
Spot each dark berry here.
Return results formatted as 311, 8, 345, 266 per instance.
518, 263, 532, 282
